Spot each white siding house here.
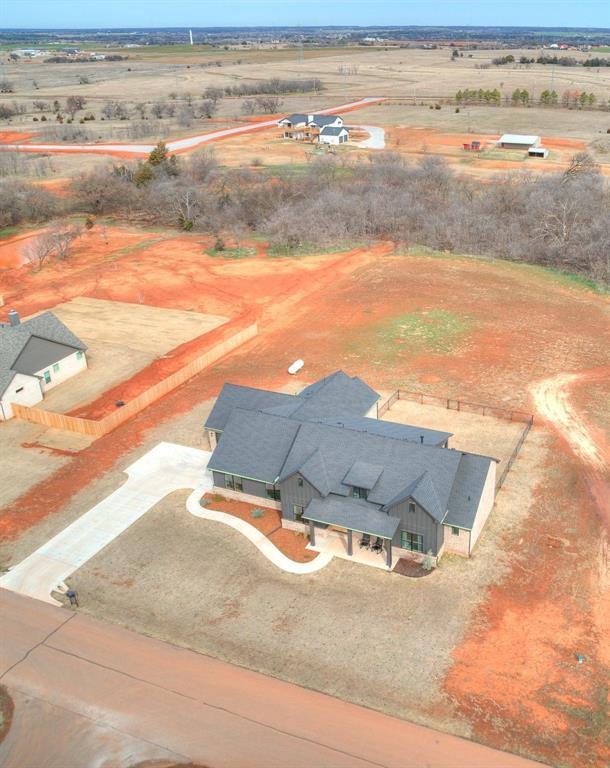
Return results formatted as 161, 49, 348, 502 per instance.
0, 309, 87, 421
319, 126, 350, 145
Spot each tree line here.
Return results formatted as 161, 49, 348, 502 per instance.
1, 146, 608, 286
455, 87, 604, 108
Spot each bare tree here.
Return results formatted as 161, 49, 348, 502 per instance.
134, 102, 148, 120
254, 95, 283, 114
24, 231, 56, 271
66, 95, 87, 119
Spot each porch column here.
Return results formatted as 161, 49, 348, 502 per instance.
386, 539, 392, 568
309, 520, 315, 546
347, 529, 353, 556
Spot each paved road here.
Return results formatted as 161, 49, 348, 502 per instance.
0, 442, 211, 605
0, 590, 546, 768
0, 97, 384, 156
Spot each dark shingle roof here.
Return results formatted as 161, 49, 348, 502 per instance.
319, 415, 451, 446
343, 460, 384, 490
319, 126, 348, 136
0, 311, 86, 396
205, 371, 495, 529
205, 383, 296, 432
303, 497, 401, 540
444, 453, 493, 529
278, 113, 308, 126
207, 408, 300, 483
308, 115, 341, 128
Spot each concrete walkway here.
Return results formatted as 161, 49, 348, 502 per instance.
187, 489, 333, 574
0, 442, 211, 605
356, 125, 386, 149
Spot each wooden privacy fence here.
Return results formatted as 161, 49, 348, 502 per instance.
12, 321, 258, 438
378, 388, 533, 424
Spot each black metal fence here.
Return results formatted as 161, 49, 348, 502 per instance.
377, 388, 534, 492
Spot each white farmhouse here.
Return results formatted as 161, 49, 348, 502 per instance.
319, 126, 350, 145
0, 310, 87, 420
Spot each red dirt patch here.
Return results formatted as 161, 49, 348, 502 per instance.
0, 131, 36, 143
201, 493, 317, 563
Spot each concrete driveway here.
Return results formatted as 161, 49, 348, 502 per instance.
0, 442, 211, 605
356, 125, 386, 149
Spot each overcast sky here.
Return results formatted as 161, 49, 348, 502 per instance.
3, 0, 609, 30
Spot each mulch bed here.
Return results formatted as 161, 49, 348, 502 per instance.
393, 558, 435, 578
201, 493, 317, 563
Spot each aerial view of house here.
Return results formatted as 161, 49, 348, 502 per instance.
278, 112, 350, 143
0, 309, 87, 420
205, 371, 497, 566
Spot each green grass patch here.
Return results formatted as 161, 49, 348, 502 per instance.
251, 508, 265, 519
0, 226, 22, 239
267, 241, 365, 258
105, 237, 165, 261
207, 246, 256, 259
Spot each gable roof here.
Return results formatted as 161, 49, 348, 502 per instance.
293, 449, 331, 495
308, 115, 341, 128
382, 471, 444, 522
208, 408, 301, 483
0, 311, 86, 396
319, 126, 348, 136
290, 371, 379, 422
205, 383, 296, 432
444, 452, 493, 529
278, 113, 308, 126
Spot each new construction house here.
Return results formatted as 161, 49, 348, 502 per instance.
278, 113, 350, 144
204, 372, 498, 569
0, 310, 87, 420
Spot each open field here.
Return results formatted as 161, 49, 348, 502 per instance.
0, 224, 608, 766
1, 44, 609, 180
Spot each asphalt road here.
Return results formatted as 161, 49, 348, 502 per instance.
0, 97, 384, 156
0, 590, 546, 768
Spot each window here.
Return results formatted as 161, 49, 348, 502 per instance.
408, 501, 416, 514
76, 350, 83, 359
224, 474, 243, 492
293, 504, 305, 522
352, 487, 368, 500
266, 484, 281, 501
53, 363, 60, 373
43, 370, 51, 384
400, 531, 424, 552
297, 477, 304, 487
451, 527, 460, 536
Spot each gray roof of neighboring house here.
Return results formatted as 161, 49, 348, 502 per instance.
308, 115, 341, 127
205, 383, 296, 432
303, 496, 401, 540
318, 415, 452, 446
319, 126, 348, 136
278, 113, 308, 126
0, 311, 86, 396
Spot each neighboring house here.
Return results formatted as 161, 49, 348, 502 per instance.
204, 371, 498, 567
0, 309, 87, 421
319, 126, 350, 145
278, 113, 346, 143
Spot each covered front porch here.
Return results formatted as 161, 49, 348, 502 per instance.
303, 497, 400, 571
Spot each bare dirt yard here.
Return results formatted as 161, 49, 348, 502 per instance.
0, 228, 608, 767
36, 296, 227, 413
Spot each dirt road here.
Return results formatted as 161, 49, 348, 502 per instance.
0, 590, 545, 768
0, 97, 384, 158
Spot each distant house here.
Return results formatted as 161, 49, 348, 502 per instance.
278, 113, 347, 143
319, 126, 350, 145
498, 134, 540, 150
0, 310, 87, 421
204, 371, 498, 567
